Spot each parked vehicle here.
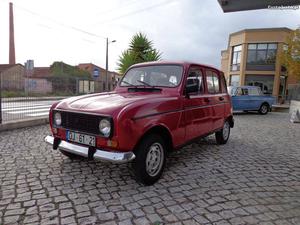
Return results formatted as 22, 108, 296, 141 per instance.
228, 86, 276, 115
45, 61, 234, 185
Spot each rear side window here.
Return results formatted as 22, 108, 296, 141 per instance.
206, 70, 220, 94
187, 67, 204, 95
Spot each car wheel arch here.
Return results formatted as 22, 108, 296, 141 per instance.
227, 115, 234, 128
261, 102, 270, 108
134, 125, 173, 154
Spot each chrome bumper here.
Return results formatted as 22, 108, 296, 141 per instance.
44, 135, 135, 163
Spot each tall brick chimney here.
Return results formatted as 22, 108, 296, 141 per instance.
9, 2, 16, 65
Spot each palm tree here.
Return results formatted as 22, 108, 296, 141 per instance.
117, 32, 162, 74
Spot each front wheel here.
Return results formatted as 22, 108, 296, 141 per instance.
259, 103, 269, 115
132, 134, 167, 185
215, 120, 230, 145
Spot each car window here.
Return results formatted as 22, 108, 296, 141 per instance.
120, 65, 183, 87
187, 67, 204, 95
206, 70, 220, 94
248, 88, 260, 95
235, 87, 243, 96
242, 88, 249, 95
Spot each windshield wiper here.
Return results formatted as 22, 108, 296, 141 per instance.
121, 80, 135, 86
137, 80, 152, 87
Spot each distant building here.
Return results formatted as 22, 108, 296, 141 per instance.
25, 66, 53, 94
221, 27, 298, 102
78, 63, 120, 92
0, 64, 25, 91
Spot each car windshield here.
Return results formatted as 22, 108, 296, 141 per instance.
120, 65, 183, 88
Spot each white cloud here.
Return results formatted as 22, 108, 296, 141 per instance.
0, 0, 299, 71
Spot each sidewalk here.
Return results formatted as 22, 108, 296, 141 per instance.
2, 96, 68, 102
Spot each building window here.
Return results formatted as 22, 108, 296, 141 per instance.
245, 74, 274, 95
229, 75, 240, 87
246, 43, 277, 71
231, 45, 242, 71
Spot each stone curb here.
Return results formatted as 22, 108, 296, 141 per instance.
0, 117, 49, 132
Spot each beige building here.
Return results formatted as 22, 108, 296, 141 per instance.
0, 64, 25, 91
221, 27, 298, 102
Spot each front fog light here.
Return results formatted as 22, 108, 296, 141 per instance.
54, 112, 62, 126
99, 119, 111, 137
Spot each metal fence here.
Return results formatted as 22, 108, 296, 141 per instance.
0, 71, 113, 123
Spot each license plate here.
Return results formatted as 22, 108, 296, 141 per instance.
66, 131, 96, 147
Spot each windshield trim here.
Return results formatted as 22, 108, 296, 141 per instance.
119, 64, 184, 88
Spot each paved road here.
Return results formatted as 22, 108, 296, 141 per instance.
0, 112, 299, 225
1, 100, 58, 122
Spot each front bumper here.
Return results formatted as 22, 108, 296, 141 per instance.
44, 135, 135, 163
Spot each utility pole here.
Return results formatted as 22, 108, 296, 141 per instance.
105, 38, 108, 91
105, 38, 116, 92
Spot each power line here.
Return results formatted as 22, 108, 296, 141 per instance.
93, 0, 178, 26
14, 4, 107, 40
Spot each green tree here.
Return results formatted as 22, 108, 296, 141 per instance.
280, 28, 300, 81
49, 61, 91, 95
117, 32, 162, 74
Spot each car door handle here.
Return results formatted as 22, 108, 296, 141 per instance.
219, 97, 224, 101
204, 98, 210, 103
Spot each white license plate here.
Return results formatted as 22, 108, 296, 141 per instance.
66, 131, 96, 147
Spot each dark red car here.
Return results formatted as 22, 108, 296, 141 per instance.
45, 61, 234, 185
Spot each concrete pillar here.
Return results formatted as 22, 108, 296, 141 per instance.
9, 2, 16, 65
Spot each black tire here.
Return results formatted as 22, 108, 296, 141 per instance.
259, 103, 269, 115
59, 149, 83, 159
132, 134, 167, 185
215, 120, 230, 145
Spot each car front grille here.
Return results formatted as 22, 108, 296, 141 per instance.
55, 111, 101, 135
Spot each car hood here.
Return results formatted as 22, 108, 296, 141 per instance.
55, 92, 175, 116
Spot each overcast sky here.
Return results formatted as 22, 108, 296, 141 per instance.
0, 0, 299, 71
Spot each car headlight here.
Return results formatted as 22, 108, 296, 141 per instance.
99, 118, 111, 137
54, 112, 62, 126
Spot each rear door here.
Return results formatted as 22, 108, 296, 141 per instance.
205, 70, 225, 130
184, 66, 212, 141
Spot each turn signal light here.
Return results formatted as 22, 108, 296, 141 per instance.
107, 140, 118, 148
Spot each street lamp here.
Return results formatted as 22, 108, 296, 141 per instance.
105, 38, 116, 91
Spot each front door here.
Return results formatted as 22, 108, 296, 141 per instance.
184, 66, 212, 141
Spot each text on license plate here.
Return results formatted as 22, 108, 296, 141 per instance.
66, 131, 96, 147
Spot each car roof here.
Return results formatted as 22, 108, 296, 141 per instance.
128, 60, 220, 72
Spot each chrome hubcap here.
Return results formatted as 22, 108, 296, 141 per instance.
146, 143, 164, 177
223, 121, 230, 140
261, 105, 268, 113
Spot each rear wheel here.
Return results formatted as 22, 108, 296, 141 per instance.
259, 103, 269, 115
215, 120, 230, 145
132, 134, 167, 185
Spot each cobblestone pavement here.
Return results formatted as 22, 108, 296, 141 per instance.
0, 112, 300, 225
